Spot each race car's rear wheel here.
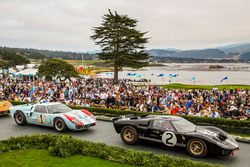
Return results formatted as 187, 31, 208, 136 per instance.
54, 118, 68, 132
120, 126, 139, 145
187, 138, 208, 158
14, 111, 26, 125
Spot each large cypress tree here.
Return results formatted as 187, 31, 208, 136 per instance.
91, 10, 149, 82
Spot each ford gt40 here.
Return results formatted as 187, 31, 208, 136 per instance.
10, 102, 96, 132
113, 115, 239, 158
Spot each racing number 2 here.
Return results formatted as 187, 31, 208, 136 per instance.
162, 131, 177, 147
165, 133, 173, 145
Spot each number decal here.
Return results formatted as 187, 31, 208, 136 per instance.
166, 133, 173, 145
162, 131, 177, 147
37, 114, 46, 124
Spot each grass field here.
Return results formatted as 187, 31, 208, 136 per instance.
163, 83, 250, 90
0, 149, 134, 167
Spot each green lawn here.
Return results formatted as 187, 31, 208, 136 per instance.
0, 149, 134, 167
163, 83, 250, 90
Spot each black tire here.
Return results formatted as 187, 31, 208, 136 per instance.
54, 118, 68, 132
14, 111, 26, 125
120, 126, 139, 145
187, 138, 208, 158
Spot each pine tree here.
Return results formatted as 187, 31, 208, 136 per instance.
91, 10, 149, 82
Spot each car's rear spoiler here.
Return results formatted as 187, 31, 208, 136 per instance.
112, 114, 149, 122
112, 117, 121, 122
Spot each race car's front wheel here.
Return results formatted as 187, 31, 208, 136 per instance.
120, 126, 139, 145
54, 118, 68, 132
187, 138, 208, 158
14, 111, 26, 125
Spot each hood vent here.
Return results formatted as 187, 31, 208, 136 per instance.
217, 133, 227, 141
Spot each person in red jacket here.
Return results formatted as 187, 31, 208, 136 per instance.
171, 103, 179, 115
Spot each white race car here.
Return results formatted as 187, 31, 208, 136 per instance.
10, 102, 96, 132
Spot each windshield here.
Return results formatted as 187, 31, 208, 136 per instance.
172, 118, 196, 133
47, 104, 73, 114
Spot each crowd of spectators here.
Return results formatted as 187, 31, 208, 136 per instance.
0, 77, 249, 120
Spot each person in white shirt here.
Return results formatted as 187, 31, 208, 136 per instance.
209, 110, 220, 118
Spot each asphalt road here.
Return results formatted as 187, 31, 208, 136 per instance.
0, 115, 249, 167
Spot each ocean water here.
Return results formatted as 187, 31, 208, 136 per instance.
98, 63, 250, 85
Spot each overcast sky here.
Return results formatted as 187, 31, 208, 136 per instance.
0, 0, 250, 52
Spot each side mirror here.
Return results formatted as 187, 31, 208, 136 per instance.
30, 112, 33, 116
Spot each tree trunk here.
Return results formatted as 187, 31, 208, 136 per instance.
114, 66, 119, 83
56, 76, 62, 82
63, 77, 71, 82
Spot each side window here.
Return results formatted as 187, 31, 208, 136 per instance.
34, 105, 47, 114
47, 106, 57, 114
153, 120, 174, 131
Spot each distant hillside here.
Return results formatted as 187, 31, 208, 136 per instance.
217, 43, 250, 54
0, 47, 46, 60
0, 48, 30, 67
171, 49, 229, 59
148, 49, 230, 59
33, 49, 97, 60
151, 56, 244, 63
148, 49, 177, 57
2, 43, 250, 62
240, 52, 250, 60
0, 47, 97, 60
148, 43, 250, 59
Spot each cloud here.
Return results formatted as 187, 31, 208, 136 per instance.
0, 0, 249, 51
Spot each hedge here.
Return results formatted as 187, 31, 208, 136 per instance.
10, 101, 250, 130
69, 106, 250, 128
0, 134, 221, 167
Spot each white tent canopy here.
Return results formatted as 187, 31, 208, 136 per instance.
16, 65, 25, 70
0, 68, 16, 74
27, 64, 37, 69
14, 69, 38, 76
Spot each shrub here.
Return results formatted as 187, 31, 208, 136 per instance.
70, 106, 250, 128
0, 134, 221, 167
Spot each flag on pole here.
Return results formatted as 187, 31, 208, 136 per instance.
220, 76, 228, 82
131, 73, 137, 76
190, 76, 196, 81
158, 74, 164, 77
170, 74, 177, 78
105, 72, 113, 76
136, 73, 142, 77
